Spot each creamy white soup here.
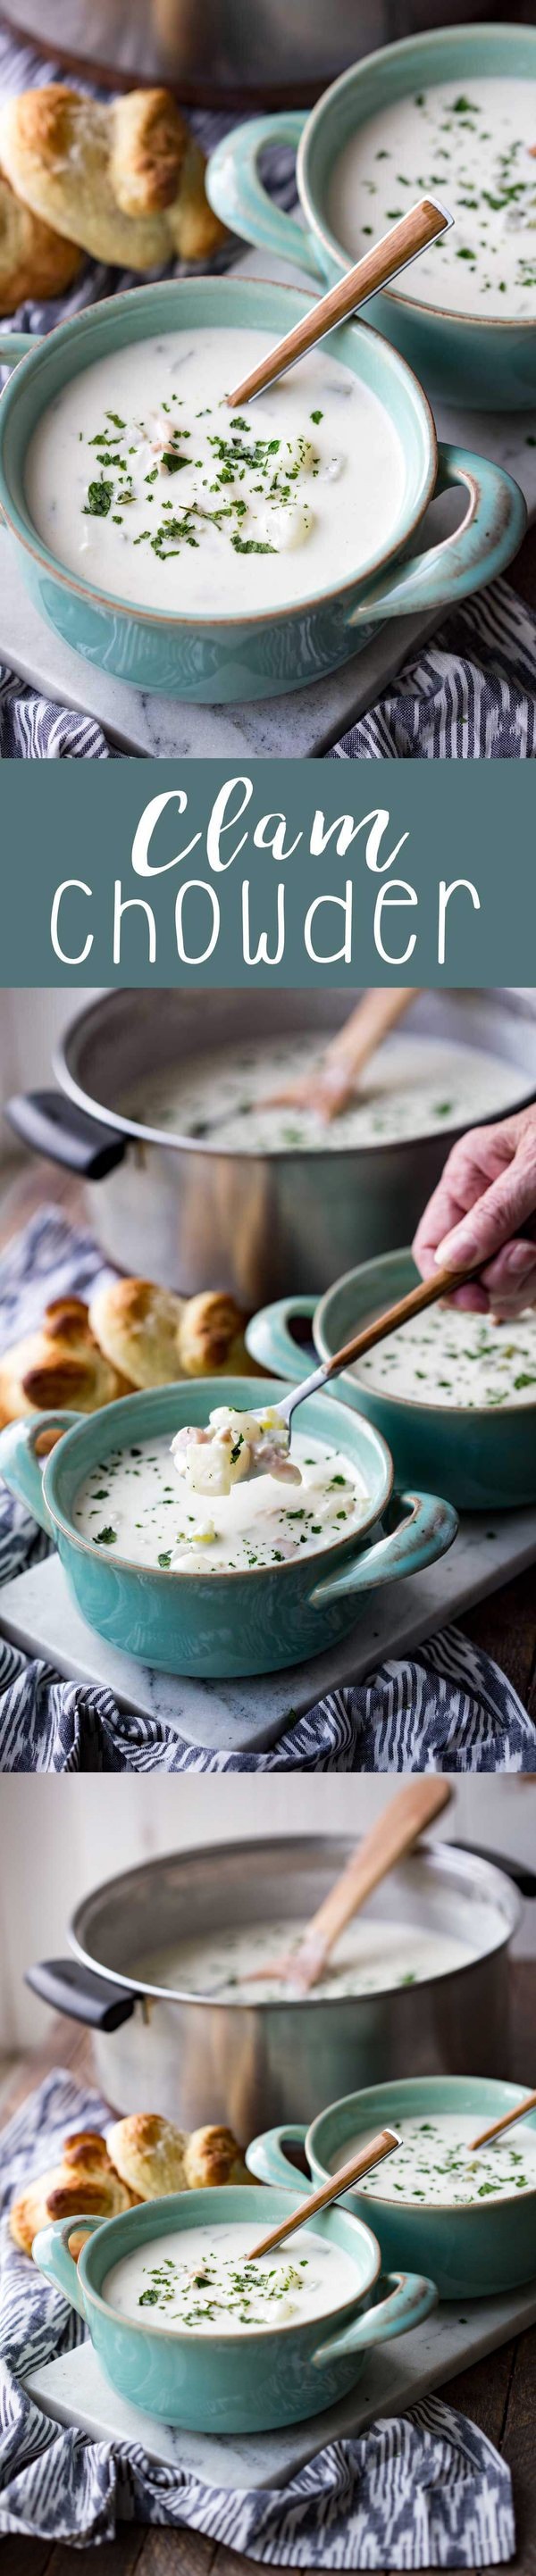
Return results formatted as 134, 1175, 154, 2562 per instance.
103, 2220, 354, 2332
73, 1428, 366, 1571
329, 78, 536, 320
24, 329, 405, 613
331, 2112, 536, 2205
353, 1303, 536, 1410
123, 1033, 518, 1155
134, 1915, 473, 2001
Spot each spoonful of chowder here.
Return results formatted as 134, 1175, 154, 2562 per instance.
171, 1405, 301, 1496
174, 1244, 483, 1501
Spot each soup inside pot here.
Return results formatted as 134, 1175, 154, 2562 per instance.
132, 1912, 475, 2001
351, 1302, 536, 1411
103, 2219, 355, 2331
330, 2111, 536, 2205
121, 1031, 518, 1155
72, 1426, 368, 1571
24, 328, 405, 614
328, 77, 536, 321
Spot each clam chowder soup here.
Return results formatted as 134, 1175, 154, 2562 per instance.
133, 1915, 473, 2000
24, 329, 405, 612
331, 2113, 536, 2205
103, 2222, 355, 2332
329, 79, 536, 320
353, 1303, 536, 1410
73, 1426, 367, 1571
123, 1033, 518, 1154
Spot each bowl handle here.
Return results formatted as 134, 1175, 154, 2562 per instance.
309, 1488, 457, 1607
314, 2269, 438, 2367
206, 114, 322, 278
247, 2125, 309, 2189
246, 1296, 318, 1380
0, 1411, 81, 1535
32, 2213, 102, 2316
348, 445, 526, 626
0, 332, 43, 366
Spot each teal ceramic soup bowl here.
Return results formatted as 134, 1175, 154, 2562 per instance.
33, 2182, 437, 2431
0, 275, 526, 703
207, 23, 536, 409
0, 1375, 456, 1680
248, 2077, 536, 2303
247, 1259, 536, 1513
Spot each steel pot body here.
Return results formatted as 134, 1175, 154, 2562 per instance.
8, 988, 536, 1305
1, 0, 522, 112
27, 1834, 532, 2140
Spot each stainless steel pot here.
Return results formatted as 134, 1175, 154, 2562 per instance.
27, 1832, 536, 2144
3, 0, 523, 109
6, 989, 535, 1310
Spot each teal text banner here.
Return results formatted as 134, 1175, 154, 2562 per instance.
1, 760, 534, 984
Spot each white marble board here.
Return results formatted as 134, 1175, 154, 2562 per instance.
23, 2272, 536, 2492
2, 244, 535, 758
2, 1503, 535, 1751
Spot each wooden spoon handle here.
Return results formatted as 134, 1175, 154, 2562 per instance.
325, 1256, 479, 1380
469, 2088, 536, 2152
227, 199, 448, 406
322, 988, 419, 1081
249, 2126, 399, 2260
297, 1779, 451, 1975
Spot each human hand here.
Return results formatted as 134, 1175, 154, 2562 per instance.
413, 1105, 536, 1316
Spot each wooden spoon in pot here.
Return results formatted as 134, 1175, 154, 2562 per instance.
248, 2128, 401, 2261
260, 987, 421, 1124
244, 1776, 451, 1996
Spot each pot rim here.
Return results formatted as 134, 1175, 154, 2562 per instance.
41, 1374, 394, 1581
297, 21, 536, 337
314, 1247, 536, 1423
0, 274, 437, 629
78, 2180, 381, 2340
55, 992, 536, 1165
69, 1830, 521, 2011
306, 2073, 536, 2214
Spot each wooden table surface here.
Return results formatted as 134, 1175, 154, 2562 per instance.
0, 1155, 535, 1715
2, 1963, 536, 2576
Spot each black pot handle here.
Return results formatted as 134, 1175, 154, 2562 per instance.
453, 1841, 536, 1898
5, 1090, 126, 1181
26, 1957, 136, 2030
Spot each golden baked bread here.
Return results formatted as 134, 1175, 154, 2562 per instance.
90, 1277, 255, 1388
179, 1291, 255, 1379
107, 2113, 250, 2198
106, 2113, 188, 2199
0, 167, 82, 313
89, 1278, 186, 1389
0, 1296, 131, 1425
182, 2126, 252, 2188
0, 86, 226, 271
10, 2129, 137, 2257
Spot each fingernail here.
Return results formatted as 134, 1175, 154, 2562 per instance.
501, 1241, 534, 1275
435, 1230, 473, 1266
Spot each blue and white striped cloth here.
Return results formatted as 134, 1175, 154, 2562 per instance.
0, 2066, 516, 2558
1, 30, 535, 759
0, 1207, 534, 1772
